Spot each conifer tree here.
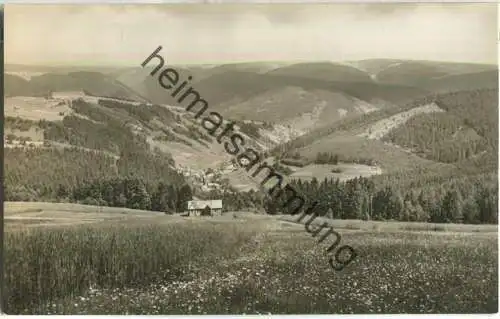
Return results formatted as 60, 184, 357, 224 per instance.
442, 188, 464, 223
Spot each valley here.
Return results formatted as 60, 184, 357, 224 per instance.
4, 3, 498, 315
4, 59, 498, 208
4, 59, 498, 316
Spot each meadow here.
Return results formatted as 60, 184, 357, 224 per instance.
4, 202, 498, 314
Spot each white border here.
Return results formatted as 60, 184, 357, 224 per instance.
2, 0, 499, 318
1, 0, 500, 3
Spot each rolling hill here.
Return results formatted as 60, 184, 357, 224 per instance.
120, 62, 431, 138
347, 59, 498, 93
5, 71, 148, 102
270, 86, 498, 194
4, 59, 498, 215
265, 62, 374, 82
215, 86, 379, 128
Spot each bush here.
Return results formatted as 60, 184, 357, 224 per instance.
80, 197, 101, 206
201, 205, 212, 216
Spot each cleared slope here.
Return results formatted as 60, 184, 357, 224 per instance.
358, 103, 445, 140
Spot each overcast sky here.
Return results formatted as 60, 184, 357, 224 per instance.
5, 3, 498, 66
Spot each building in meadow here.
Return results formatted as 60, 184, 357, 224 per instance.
187, 200, 223, 216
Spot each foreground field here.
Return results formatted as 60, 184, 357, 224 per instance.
4, 201, 168, 228
4, 202, 498, 314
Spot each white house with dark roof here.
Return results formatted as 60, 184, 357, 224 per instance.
187, 200, 223, 216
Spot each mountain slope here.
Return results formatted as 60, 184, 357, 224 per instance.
215, 86, 380, 130
5, 74, 33, 97
265, 62, 373, 82
350, 59, 498, 93
120, 61, 431, 113
382, 88, 498, 163
5, 71, 147, 101
352, 59, 496, 79
4, 92, 189, 204
6, 59, 497, 201
421, 70, 498, 93
271, 88, 498, 177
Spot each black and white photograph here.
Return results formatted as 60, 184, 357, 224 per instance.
3, 2, 498, 314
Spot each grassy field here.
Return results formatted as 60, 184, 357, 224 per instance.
4, 202, 498, 314
5, 97, 71, 121
288, 163, 382, 182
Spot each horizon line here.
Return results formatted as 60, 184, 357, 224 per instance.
5, 58, 499, 69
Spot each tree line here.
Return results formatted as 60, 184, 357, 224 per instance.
312, 152, 377, 166
69, 177, 193, 213
6, 146, 497, 224
183, 168, 498, 225
5, 147, 185, 203
265, 175, 497, 224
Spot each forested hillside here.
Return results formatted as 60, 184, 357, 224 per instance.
4, 60, 498, 224
273, 88, 497, 167
4, 97, 192, 210
5, 146, 187, 209
383, 88, 498, 164
255, 86, 498, 224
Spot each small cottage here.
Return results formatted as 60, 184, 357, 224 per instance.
187, 200, 223, 216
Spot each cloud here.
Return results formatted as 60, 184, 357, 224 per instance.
359, 3, 419, 15
5, 3, 498, 66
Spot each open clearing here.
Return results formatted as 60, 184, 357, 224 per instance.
5, 97, 72, 122
289, 163, 382, 182
298, 133, 453, 171
4, 202, 497, 314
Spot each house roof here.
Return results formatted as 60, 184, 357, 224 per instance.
187, 200, 222, 210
